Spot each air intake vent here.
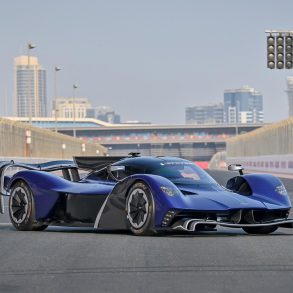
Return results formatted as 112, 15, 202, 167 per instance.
180, 190, 198, 196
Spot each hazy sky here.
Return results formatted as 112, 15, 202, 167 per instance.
1, 0, 293, 124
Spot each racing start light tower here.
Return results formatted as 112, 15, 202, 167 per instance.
267, 34, 275, 69
286, 35, 293, 69
266, 30, 293, 69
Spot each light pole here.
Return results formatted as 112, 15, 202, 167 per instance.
54, 66, 62, 132
72, 84, 78, 137
27, 43, 36, 124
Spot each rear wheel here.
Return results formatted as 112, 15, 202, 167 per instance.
9, 181, 48, 231
126, 181, 155, 236
242, 225, 278, 234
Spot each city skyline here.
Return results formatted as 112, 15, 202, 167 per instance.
1, 0, 293, 124
185, 85, 263, 125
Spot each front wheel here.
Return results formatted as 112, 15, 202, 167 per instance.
242, 225, 278, 235
9, 181, 48, 231
126, 181, 155, 236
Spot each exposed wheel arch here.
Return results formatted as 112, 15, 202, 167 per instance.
125, 180, 156, 236
8, 180, 48, 231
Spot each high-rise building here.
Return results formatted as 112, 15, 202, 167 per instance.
86, 106, 121, 124
14, 55, 47, 117
54, 97, 92, 119
286, 77, 293, 117
224, 86, 263, 124
185, 104, 224, 124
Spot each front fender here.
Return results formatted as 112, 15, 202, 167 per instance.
242, 174, 291, 209
97, 174, 190, 229
129, 174, 190, 226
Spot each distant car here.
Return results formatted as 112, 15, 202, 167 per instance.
1, 154, 293, 236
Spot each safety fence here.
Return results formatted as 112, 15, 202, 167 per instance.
0, 117, 107, 159
227, 154, 293, 175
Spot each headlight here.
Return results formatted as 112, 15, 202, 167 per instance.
160, 186, 177, 196
275, 185, 287, 196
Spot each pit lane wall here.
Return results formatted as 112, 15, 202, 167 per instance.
225, 118, 293, 175
0, 117, 107, 158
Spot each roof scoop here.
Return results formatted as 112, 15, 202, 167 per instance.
128, 152, 141, 157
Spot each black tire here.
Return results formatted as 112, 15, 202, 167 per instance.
242, 225, 278, 235
9, 181, 48, 231
126, 181, 155, 236
32, 224, 48, 231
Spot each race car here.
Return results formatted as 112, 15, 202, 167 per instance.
1, 153, 293, 236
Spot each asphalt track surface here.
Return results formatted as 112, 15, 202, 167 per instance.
1, 170, 293, 293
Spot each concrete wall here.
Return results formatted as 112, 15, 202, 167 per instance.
225, 118, 293, 175
226, 118, 293, 157
0, 118, 107, 158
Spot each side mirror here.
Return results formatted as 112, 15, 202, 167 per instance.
228, 164, 244, 175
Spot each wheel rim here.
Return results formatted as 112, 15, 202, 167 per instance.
127, 188, 149, 229
10, 187, 29, 224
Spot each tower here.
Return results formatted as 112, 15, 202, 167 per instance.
224, 86, 263, 124
14, 55, 47, 117
286, 77, 293, 117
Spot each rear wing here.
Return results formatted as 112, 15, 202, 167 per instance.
73, 156, 124, 171
0, 160, 76, 214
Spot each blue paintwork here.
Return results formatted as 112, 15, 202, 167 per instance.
7, 156, 292, 228
126, 173, 291, 227
9, 170, 113, 220
242, 174, 291, 208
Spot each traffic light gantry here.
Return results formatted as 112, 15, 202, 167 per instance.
266, 30, 293, 70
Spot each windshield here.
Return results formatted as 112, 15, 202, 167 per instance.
148, 162, 216, 184
120, 160, 217, 185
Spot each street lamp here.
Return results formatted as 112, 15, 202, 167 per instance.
27, 43, 36, 124
54, 66, 62, 132
72, 84, 78, 137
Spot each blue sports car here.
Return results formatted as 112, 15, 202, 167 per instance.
1, 153, 293, 236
